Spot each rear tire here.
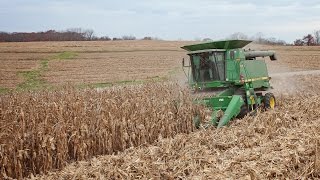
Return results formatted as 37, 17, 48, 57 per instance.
264, 93, 276, 109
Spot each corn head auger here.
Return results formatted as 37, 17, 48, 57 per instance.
181, 40, 277, 128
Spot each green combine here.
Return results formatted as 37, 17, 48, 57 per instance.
181, 40, 277, 128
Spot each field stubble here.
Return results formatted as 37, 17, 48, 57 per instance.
0, 41, 191, 89
1, 41, 320, 90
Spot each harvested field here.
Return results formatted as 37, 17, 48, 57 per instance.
247, 44, 320, 72
0, 41, 191, 89
44, 51, 183, 85
0, 41, 189, 53
0, 53, 51, 88
34, 75, 320, 179
1, 41, 320, 89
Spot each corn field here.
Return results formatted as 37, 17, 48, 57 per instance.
34, 75, 320, 179
0, 83, 202, 179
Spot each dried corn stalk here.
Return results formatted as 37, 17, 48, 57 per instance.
0, 82, 203, 179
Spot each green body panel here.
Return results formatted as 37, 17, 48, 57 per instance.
191, 81, 230, 89
182, 40, 276, 127
225, 49, 244, 82
195, 88, 235, 108
240, 60, 270, 88
216, 88, 235, 96
203, 96, 233, 110
225, 60, 238, 81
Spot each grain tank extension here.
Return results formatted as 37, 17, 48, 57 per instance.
181, 40, 277, 128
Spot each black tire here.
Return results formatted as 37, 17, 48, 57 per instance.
237, 105, 248, 118
264, 92, 276, 109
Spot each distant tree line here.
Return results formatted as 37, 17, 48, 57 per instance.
0, 28, 97, 42
204, 31, 320, 46
8, 28, 320, 46
0, 28, 160, 42
294, 30, 320, 46
220, 32, 287, 45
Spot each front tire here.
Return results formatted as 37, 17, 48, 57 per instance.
264, 93, 276, 109
237, 105, 248, 118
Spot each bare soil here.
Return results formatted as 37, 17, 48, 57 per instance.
1, 41, 320, 89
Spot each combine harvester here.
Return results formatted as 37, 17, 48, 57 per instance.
181, 40, 277, 128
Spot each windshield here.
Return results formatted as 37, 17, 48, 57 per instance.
190, 51, 225, 82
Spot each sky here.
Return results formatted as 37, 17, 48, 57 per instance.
1, 0, 320, 43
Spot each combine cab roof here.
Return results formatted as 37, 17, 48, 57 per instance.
181, 40, 252, 51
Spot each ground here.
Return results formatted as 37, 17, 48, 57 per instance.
1, 40, 320, 91
0, 41, 191, 90
1, 40, 320, 179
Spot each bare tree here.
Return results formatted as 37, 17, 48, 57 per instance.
100, 36, 111, 41
303, 34, 315, 46
84, 29, 94, 40
228, 32, 248, 40
254, 32, 264, 43
122, 35, 136, 40
113, 37, 123, 41
0, 29, 113, 42
143, 36, 152, 40
276, 39, 286, 45
294, 39, 304, 46
314, 30, 320, 45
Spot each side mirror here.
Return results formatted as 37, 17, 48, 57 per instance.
182, 58, 185, 66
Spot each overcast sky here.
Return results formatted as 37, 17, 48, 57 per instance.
1, 0, 320, 42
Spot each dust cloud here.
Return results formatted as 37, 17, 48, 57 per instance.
270, 69, 320, 95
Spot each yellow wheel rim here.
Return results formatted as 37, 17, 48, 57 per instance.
269, 97, 275, 109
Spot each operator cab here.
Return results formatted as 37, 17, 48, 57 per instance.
181, 40, 253, 90
188, 50, 226, 83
